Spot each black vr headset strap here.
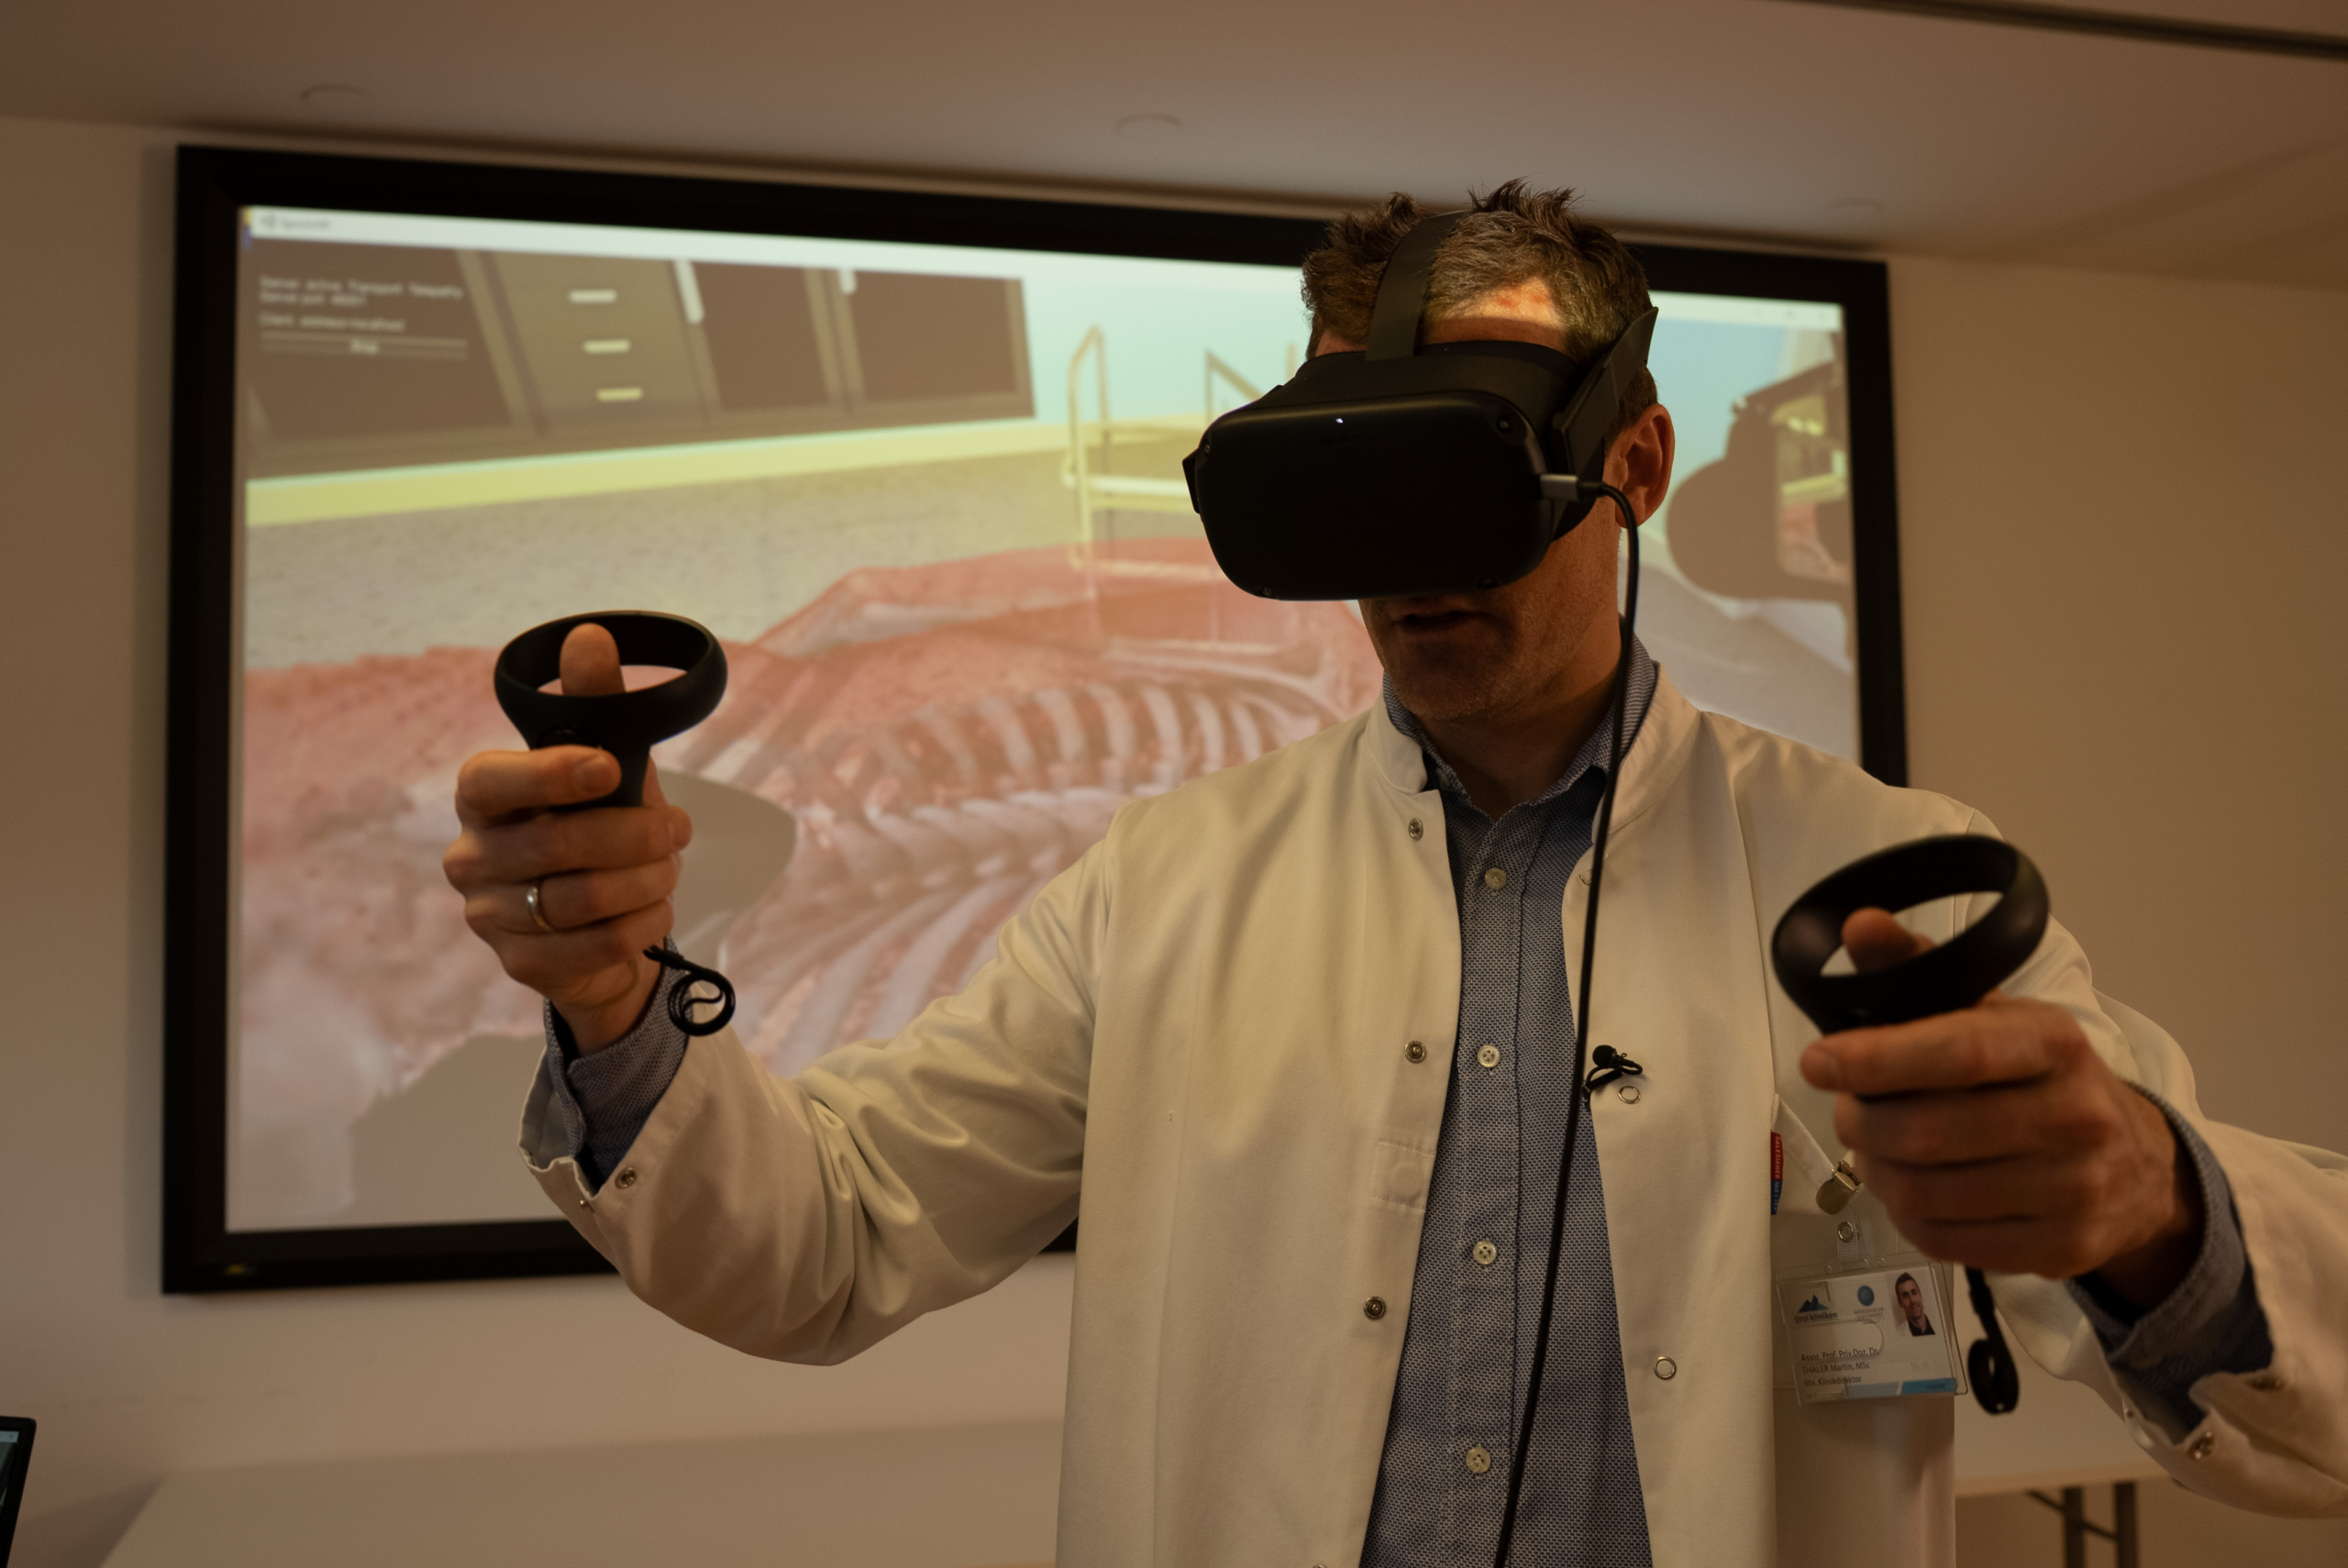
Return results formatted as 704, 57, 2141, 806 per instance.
1365, 211, 1468, 361
1549, 304, 1660, 479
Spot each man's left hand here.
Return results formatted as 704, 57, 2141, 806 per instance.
1800, 910, 2204, 1309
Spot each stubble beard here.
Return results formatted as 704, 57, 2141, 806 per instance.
1366, 526, 1622, 726
1379, 635, 1541, 724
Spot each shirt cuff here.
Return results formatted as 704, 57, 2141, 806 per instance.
534, 947, 693, 1189
2065, 1088, 2274, 1432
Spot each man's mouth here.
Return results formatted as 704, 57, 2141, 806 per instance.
1390, 605, 1486, 635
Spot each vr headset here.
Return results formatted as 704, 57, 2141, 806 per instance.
1184, 211, 1658, 602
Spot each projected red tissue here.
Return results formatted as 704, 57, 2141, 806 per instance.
238, 538, 1379, 1211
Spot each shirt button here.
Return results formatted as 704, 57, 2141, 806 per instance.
1655, 1356, 1678, 1380
1464, 1445, 1492, 1474
1363, 1296, 1388, 1320
1405, 1041, 1427, 1064
1472, 1240, 1499, 1266
1616, 1083, 1641, 1104
1477, 1043, 1501, 1069
1483, 867, 1507, 890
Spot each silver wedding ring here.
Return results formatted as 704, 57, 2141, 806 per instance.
525, 878, 557, 933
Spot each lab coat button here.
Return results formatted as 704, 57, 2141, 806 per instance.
1363, 1296, 1388, 1320
615, 1166, 640, 1190
1616, 1084, 1641, 1104
1473, 1239, 1499, 1266
1405, 1041, 1427, 1064
1484, 867, 1507, 890
2248, 1374, 2286, 1392
1408, 817, 1424, 841
2187, 1431, 2217, 1460
1477, 1043, 1501, 1069
1655, 1356, 1678, 1380
1464, 1445, 1492, 1474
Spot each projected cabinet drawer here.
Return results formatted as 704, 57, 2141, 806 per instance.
493, 255, 709, 431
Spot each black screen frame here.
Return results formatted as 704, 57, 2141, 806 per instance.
165, 145, 1904, 1292
0, 1415, 34, 1566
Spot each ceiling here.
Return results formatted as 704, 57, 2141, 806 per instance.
3, 0, 2343, 289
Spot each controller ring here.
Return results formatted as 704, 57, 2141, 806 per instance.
493, 611, 727, 811
1770, 834, 2050, 1036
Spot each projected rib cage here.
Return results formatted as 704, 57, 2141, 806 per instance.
660, 538, 1379, 1070
231, 537, 1379, 1223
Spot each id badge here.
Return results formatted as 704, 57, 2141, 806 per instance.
1776, 1253, 1966, 1404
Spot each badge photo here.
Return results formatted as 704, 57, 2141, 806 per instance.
1777, 1260, 1966, 1404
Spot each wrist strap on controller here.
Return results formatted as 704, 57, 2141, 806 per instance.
646, 945, 737, 1037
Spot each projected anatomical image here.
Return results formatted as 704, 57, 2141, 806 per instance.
229, 206, 1853, 1230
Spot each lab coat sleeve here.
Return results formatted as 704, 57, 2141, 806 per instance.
2065, 1095, 2272, 1433
1937, 807, 2348, 1514
1997, 988, 2348, 1517
522, 828, 1106, 1364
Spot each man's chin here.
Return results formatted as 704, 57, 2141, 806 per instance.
1382, 665, 1508, 724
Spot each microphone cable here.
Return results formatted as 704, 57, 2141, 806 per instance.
1491, 480, 1642, 1566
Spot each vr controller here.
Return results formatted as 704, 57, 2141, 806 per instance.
1185, 210, 1658, 602
1773, 834, 2053, 1417
493, 610, 727, 810
493, 611, 738, 1036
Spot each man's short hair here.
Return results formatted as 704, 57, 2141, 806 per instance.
1299, 180, 1658, 444
1894, 1273, 1919, 1293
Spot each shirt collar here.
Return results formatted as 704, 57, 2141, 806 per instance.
1381, 633, 1659, 823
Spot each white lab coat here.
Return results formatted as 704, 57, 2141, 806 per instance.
526, 669, 2348, 1565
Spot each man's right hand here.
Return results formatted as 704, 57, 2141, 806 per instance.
441, 624, 693, 1053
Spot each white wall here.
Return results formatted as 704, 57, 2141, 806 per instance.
1897, 255, 2348, 1565
4, 113, 2344, 1568
1890, 254, 2348, 1152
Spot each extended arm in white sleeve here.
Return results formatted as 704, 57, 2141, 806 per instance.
522, 834, 1106, 1364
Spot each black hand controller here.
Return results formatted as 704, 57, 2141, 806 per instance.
1771, 834, 2052, 1416
493, 610, 728, 810
493, 610, 737, 1036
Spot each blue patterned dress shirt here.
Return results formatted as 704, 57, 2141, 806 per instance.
1358, 640, 1659, 1568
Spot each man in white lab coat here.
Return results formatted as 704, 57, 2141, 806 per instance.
444, 184, 2347, 1564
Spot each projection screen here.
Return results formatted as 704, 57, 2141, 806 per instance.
163, 148, 1903, 1289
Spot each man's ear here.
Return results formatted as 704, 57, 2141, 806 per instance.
1606, 403, 1677, 524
